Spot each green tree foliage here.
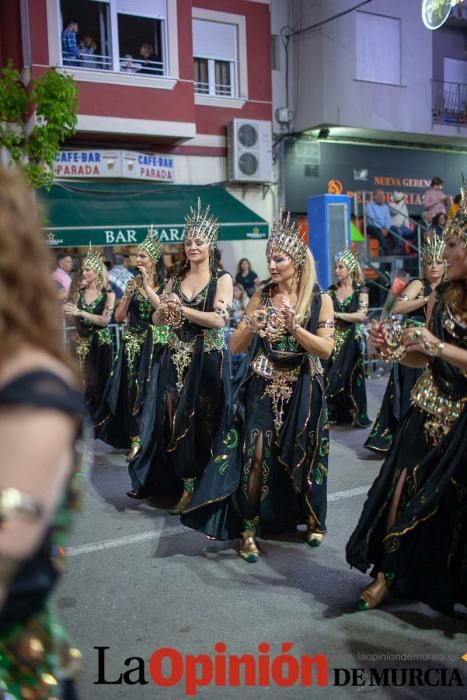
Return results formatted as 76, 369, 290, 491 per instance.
0, 61, 78, 188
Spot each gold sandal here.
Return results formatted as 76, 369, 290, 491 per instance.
239, 531, 259, 563
357, 572, 389, 610
306, 518, 325, 547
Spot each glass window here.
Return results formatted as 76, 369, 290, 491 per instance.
192, 18, 237, 97
356, 12, 401, 86
59, 0, 167, 75
60, 0, 112, 70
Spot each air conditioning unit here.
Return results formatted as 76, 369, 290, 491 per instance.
227, 119, 273, 183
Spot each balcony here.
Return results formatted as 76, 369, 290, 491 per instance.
432, 79, 467, 125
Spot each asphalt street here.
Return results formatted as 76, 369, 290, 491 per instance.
58, 375, 467, 699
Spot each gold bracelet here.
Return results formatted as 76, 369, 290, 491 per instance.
423, 339, 445, 357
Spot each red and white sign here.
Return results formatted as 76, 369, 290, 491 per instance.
53, 150, 175, 182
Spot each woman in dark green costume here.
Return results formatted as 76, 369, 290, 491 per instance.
365, 237, 445, 454
127, 200, 233, 509
181, 213, 335, 562
324, 251, 371, 427
346, 196, 467, 613
64, 246, 115, 422
96, 229, 164, 460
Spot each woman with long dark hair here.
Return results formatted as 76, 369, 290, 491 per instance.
324, 250, 371, 427
346, 194, 467, 613
235, 257, 260, 297
96, 230, 163, 460
365, 237, 445, 454
127, 199, 233, 508
64, 246, 115, 422
0, 167, 87, 699
181, 213, 334, 562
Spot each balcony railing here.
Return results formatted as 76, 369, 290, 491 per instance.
432, 79, 467, 125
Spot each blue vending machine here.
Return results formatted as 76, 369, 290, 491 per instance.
307, 194, 351, 289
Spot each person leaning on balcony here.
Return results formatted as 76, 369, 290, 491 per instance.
61, 19, 80, 66
366, 190, 396, 255
138, 43, 162, 75
422, 177, 451, 218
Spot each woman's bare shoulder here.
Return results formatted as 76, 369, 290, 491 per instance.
0, 346, 76, 390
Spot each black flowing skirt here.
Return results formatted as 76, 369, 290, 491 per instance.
181, 360, 329, 541
96, 327, 155, 449
129, 343, 231, 498
346, 403, 467, 613
77, 333, 113, 423
325, 328, 371, 427
365, 363, 423, 454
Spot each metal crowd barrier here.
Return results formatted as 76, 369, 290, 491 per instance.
65, 313, 391, 380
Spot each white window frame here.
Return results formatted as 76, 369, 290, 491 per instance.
355, 11, 401, 87
194, 56, 237, 98
192, 7, 247, 108
46, 0, 179, 90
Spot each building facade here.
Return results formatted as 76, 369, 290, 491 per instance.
1, 0, 274, 278
270, 0, 467, 215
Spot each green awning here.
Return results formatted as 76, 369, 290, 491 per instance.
39, 181, 268, 247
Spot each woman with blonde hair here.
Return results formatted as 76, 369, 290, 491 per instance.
64, 246, 115, 422
324, 250, 371, 427
182, 212, 334, 562
0, 167, 87, 698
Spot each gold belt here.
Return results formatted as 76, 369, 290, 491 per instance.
251, 352, 300, 382
411, 369, 466, 446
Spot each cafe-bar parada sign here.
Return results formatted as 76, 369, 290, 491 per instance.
53, 150, 175, 182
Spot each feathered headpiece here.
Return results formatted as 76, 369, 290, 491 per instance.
138, 225, 162, 263
335, 249, 359, 274
266, 210, 308, 266
184, 198, 219, 248
420, 236, 445, 265
443, 181, 467, 245
83, 242, 105, 274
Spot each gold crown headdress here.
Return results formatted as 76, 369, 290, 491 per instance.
421, 236, 445, 265
443, 181, 467, 246
335, 249, 358, 274
83, 242, 104, 274
184, 198, 219, 248
138, 225, 162, 263
266, 210, 308, 266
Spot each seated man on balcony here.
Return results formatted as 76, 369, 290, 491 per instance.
366, 189, 397, 255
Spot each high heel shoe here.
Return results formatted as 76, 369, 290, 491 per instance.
306, 518, 325, 547
239, 531, 259, 563
357, 572, 389, 610
168, 477, 197, 515
127, 436, 142, 462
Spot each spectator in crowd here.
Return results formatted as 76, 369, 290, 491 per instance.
447, 193, 462, 220
61, 19, 80, 66
366, 190, 396, 255
79, 36, 98, 69
431, 212, 446, 238
52, 253, 73, 298
235, 258, 260, 297
390, 191, 414, 249
422, 177, 451, 218
138, 43, 162, 74
420, 209, 434, 235
108, 253, 135, 300
230, 283, 248, 327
